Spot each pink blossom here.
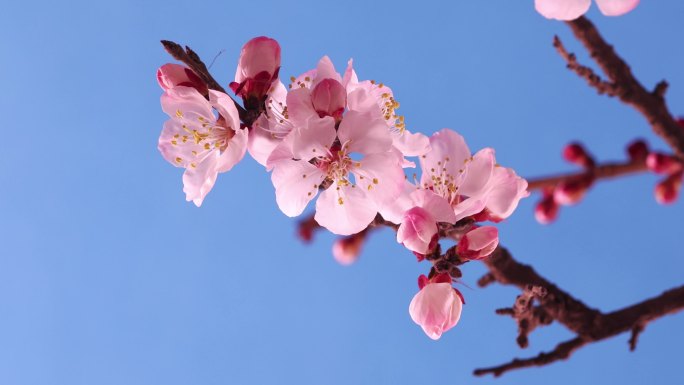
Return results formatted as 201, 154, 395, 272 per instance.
409, 274, 463, 340
270, 109, 404, 235
283, 56, 429, 160
157, 64, 208, 95
158, 86, 247, 206
230, 36, 281, 102
457, 226, 499, 260
418, 129, 528, 223
535, 0, 639, 21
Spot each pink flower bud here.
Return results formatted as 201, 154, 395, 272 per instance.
409, 279, 463, 340
332, 234, 364, 266
311, 78, 346, 120
626, 139, 649, 161
456, 226, 499, 260
535, 192, 559, 224
563, 142, 594, 168
157, 63, 208, 95
231, 36, 281, 100
655, 172, 683, 204
397, 207, 438, 255
646, 152, 683, 175
553, 176, 593, 206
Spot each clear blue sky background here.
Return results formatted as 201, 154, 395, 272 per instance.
1, 1, 682, 384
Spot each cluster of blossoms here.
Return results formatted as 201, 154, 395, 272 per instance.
156, 37, 527, 339
535, 0, 639, 20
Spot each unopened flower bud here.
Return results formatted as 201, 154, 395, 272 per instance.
332, 234, 364, 266
157, 63, 208, 95
535, 192, 559, 224
410, 274, 463, 340
397, 207, 438, 255
626, 139, 649, 161
563, 142, 594, 168
456, 226, 499, 260
646, 152, 683, 175
311, 78, 347, 120
655, 172, 683, 204
230, 36, 281, 102
553, 176, 593, 206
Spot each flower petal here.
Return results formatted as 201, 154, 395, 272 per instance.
459, 148, 495, 197
595, 0, 639, 16
420, 129, 470, 189
312, 56, 342, 88
409, 189, 456, 224
342, 58, 358, 88
158, 119, 211, 168
216, 128, 248, 173
182, 154, 219, 207
352, 152, 404, 205
286, 87, 317, 126
485, 167, 529, 220
377, 181, 417, 224
209, 90, 241, 131
291, 117, 337, 161
338, 110, 393, 154
160, 86, 213, 120
534, 0, 591, 20
315, 183, 377, 235
392, 130, 431, 157
397, 206, 438, 254
271, 159, 325, 217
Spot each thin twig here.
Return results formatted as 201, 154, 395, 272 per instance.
527, 158, 648, 191
473, 337, 587, 377
558, 17, 684, 160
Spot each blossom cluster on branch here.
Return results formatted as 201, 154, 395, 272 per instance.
155, 1, 684, 375
157, 37, 527, 339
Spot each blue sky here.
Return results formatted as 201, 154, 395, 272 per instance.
1, 1, 683, 384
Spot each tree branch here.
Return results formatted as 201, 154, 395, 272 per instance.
557, 17, 684, 160
475, 247, 684, 376
473, 337, 587, 377
527, 157, 648, 191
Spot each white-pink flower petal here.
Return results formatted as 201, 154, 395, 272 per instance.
182, 153, 219, 207
535, 0, 591, 20
315, 183, 377, 236
271, 159, 326, 217
595, 0, 639, 16
338, 110, 393, 155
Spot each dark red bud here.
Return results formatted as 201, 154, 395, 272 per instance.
646, 153, 683, 175
535, 192, 559, 225
626, 139, 649, 161
563, 142, 594, 168
655, 172, 683, 204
